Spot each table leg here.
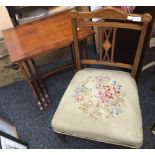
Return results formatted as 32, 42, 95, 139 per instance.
24, 60, 48, 108
18, 62, 44, 110
30, 58, 51, 104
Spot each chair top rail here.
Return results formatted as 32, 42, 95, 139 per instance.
71, 7, 152, 23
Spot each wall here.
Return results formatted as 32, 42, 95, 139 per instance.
0, 6, 13, 38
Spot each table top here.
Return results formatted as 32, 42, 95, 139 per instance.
3, 10, 94, 63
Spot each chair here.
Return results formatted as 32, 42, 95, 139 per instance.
51, 7, 152, 148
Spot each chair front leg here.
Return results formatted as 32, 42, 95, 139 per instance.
54, 132, 69, 143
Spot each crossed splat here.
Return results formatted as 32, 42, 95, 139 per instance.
98, 28, 117, 62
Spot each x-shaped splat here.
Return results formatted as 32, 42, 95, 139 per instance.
102, 28, 112, 61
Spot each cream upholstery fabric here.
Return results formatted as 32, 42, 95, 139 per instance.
52, 68, 143, 148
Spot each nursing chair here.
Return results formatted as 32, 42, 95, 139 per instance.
52, 7, 152, 148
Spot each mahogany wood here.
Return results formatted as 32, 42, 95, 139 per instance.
18, 62, 44, 110
2, 10, 94, 110
77, 21, 142, 30
30, 58, 51, 104
71, 7, 152, 78
3, 11, 94, 63
71, 7, 151, 23
40, 64, 75, 80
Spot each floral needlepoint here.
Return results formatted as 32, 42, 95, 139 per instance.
73, 76, 126, 119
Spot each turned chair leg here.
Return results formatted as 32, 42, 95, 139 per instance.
55, 132, 69, 143
151, 123, 155, 148
151, 123, 155, 135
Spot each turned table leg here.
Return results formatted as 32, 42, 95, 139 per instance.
18, 58, 51, 110
30, 58, 51, 104
24, 60, 48, 108
18, 61, 44, 110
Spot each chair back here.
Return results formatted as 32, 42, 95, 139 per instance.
70, 7, 152, 78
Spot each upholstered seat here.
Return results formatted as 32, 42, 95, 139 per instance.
52, 68, 143, 148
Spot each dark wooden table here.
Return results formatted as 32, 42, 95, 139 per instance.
3, 10, 94, 110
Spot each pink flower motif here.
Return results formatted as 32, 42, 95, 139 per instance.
76, 95, 84, 102
95, 89, 106, 101
73, 76, 124, 119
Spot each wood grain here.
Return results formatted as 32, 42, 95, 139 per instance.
71, 7, 152, 23
3, 11, 94, 63
71, 7, 152, 78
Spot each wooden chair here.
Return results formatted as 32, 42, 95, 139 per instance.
52, 7, 152, 148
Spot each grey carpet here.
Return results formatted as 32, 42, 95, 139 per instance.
0, 48, 155, 148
